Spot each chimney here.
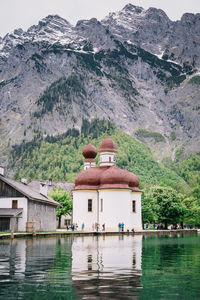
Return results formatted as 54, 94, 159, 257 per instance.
40, 182, 48, 197
21, 178, 27, 185
0, 166, 4, 176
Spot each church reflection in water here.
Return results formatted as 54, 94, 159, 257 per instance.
0, 235, 142, 299
71, 235, 142, 299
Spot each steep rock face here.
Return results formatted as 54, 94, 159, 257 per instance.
0, 4, 199, 167
102, 4, 200, 68
103, 5, 171, 54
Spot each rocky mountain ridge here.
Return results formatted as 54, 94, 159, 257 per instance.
0, 4, 199, 170
103, 4, 200, 67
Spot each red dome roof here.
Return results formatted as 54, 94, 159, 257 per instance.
75, 167, 107, 190
75, 166, 140, 190
82, 143, 97, 159
99, 166, 129, 189
125, 172, 139, 188
99, 136, 116, 153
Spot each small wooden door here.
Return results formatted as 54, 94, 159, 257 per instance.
12, 200, 18, 209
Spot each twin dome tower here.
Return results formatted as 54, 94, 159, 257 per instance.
82, 137, 116, 169
72, 136, 142, 231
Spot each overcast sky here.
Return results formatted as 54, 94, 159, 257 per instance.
0, 0, 200, 37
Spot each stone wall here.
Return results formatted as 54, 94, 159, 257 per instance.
28, 200, 56, 231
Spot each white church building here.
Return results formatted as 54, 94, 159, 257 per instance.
72, 136, 142, 232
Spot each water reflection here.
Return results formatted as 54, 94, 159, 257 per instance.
0, 239, 26, 280
0, 238, 75, 299
1, 234, 199, 299
0, 235, 142, 299
71, 235, 142, 299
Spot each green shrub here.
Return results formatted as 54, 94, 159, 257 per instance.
136, 128, 166, 143
188, 76, 200, 85
170, 131, 176, 141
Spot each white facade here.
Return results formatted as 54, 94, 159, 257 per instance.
73, 190, 98, 230
84, 161, 96, 170
99, 189, 142, 231
100, 152, 115, 167
73, 189, 142, 231
0, 197, 28, 231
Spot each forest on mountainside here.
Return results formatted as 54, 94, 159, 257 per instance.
8, 119, 186, 188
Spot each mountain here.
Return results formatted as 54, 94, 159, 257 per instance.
0, 4, 199, 173
103, 4, 200, 67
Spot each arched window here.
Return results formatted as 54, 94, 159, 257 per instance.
88, 199, 92, 212
132, 200, 136, 212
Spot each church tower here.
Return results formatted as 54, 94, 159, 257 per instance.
99, 136, 116, 167
82, 143, 97, 170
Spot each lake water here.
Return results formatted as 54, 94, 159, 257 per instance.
0, 233, 199, 299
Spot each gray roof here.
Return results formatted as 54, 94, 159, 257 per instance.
28, 180, 74, 193
0, 208, 23, 217
0, 175, 59, 206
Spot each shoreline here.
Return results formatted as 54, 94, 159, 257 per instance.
0, 229, 198, 240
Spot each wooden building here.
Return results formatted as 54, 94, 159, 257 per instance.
28, 180, 74, 228
0, 169, 59, 232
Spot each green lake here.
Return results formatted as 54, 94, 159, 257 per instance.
0, 233, 199, 299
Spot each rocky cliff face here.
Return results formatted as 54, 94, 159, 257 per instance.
103, 4, 200, 68
0, 4, 199, 166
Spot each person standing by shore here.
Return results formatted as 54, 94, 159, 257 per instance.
82, 223, 85, 231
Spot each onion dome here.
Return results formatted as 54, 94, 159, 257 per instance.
99, 136, 117, 153
75, 167, 107, 190
99, 166, 129, 189
82, 143, 97, 159
125, 172, 139, 188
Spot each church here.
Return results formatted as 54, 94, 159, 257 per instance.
72, 136, 142, 232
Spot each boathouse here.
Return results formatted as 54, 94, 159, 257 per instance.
0, 168, 59, 232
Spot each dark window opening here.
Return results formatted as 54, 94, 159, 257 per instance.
88, 199, 92, 212
132, 200, 136, 212
0, 218, 10, 232
100, 198, 103, 212
64, 219, 71, 226
12, 200, 18, 209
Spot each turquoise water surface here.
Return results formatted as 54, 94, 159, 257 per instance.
0, 233, 199, 299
